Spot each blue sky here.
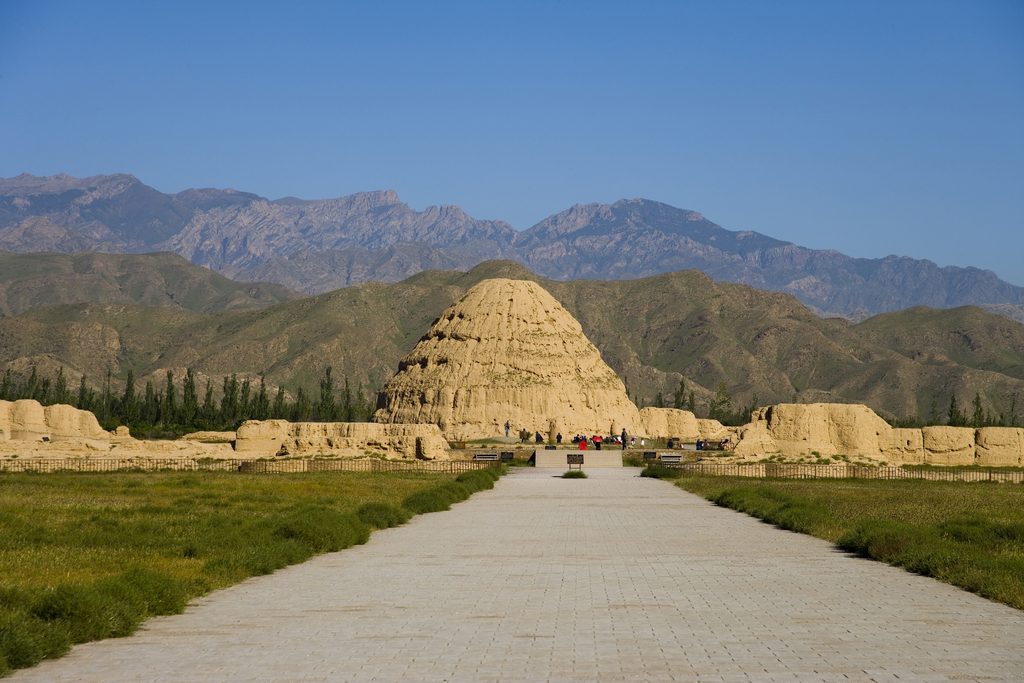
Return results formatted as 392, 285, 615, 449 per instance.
1, 0, 1022, 284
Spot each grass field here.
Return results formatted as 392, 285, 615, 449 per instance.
0, 467, 501, 675
674, 475, 1024, 610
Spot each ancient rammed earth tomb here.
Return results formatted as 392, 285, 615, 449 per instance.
372, 278, 645, 441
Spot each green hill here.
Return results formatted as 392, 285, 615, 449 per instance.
1, 260, 1021, 424
0, 251, 306, 317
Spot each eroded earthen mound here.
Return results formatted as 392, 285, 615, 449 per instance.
373, 278, 644, 440
0, 399, 109, 442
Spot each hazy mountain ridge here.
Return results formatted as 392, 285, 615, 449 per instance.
0, 260, 1022, 424
3, 172, 1023, 321
0, 251, 306, 317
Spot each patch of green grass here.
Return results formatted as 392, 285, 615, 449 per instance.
676, 476, 1024, 610
640, 463, 683, 480
622, 455, 646, 467
0, 468, 502, 675
562, 470, 587, 479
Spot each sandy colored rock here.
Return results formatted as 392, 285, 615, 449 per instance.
1, 399, 49, 441
975, 427, 1024, 467
731, 420, 779, 457
922, 426, 977, 465
879, 428, 925, 464
235, 420, 449, 460
639, 408, 701, 440
697, 419, 730, 440
747, 403, 890, 457
373, 278, 644, 441
0, 400, 110, 443
180, 431, 236, 442
44, 403, 109, 441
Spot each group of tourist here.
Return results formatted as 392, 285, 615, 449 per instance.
506, 420, 653, 451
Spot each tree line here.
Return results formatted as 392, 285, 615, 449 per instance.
894, 392, 1022, 429
0, 366, 377, 433
639, 377, 1021, 430
639, 378, 759, 427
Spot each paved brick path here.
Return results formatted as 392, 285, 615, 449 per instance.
12, 468, 1024, 682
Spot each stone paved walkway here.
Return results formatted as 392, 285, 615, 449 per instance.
11, 468, 1024, 682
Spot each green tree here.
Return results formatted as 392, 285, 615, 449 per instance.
971, 392, 986, 428
355, 382, 373, 421
76, 375, 90, 411
1010, 393, 1019, 429
272, 386, 287, 419
947, 393, 967, 427
342, 376, 352, 422
24, 367, 38, 402
253, 378, 270, 420
292, 386, 312, 421
98, 369, 113, 423
928, 397, 940, 426
708, 382, 732, 422
142, 381, 159, 424
221, 374, 239, 425
318, 367, 337, 421
673, 379, 685, 410
687, 391, 695, 413
54, 367, 71, 405
181, 369, 199, 426
239, 378, 252, 421
38, 378, 52, 405
161, 371, 177, 425
654, 392, 665, 409
201, 380, 217, 425
122, 370, 139, 425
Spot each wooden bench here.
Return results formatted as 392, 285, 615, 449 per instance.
474, 453, 499, 461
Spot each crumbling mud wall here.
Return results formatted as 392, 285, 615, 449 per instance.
235, 420, 450, 460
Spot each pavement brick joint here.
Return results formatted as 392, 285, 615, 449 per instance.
12, 469, 1024, 682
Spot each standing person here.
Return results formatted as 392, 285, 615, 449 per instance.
556, 432, 562, 444
535, 430, 542, 443
621, 428, 627, 450
505, 420, 510, 437
520, 428, 528, 443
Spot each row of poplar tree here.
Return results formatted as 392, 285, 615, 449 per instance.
636, 377, 1021, 429
0, 366, 377, 432
634, 379, 759, 427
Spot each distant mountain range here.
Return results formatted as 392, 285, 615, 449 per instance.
1, 259, 1021, 424
3, 172, 1023, 322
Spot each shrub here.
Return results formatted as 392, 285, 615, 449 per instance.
640, 464, 683, 479
435, 481, 472, 504
712, 487, 829, 535
401, 489, 452, 514
0, 611, 72, 672
273, 508, 370, 554
456, 469, 496, 492
562, 470, 587, 479
357, 502, 410, 529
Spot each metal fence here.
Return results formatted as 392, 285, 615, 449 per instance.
0, 458, 492, 475
674, 462, 1024, 483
